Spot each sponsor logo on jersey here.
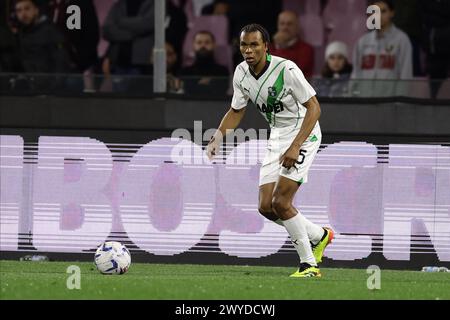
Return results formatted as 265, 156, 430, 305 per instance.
256, 101, 284, 114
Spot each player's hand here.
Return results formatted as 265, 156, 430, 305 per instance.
279, 145, 300, 170
206, 136, 220, 161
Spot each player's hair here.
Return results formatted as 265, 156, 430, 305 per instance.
195, 30, 216, 43
240, 24, 271, 47
369, 0, 394, 11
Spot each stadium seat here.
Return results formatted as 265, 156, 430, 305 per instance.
282, 0, 305, 15
297, 13, 325, 76
298, 14, 324, 48
93, 0, 117, 57
192, 0, 215, 16
348, 0, 372, 15
326, 15, 368, 62
323, 0, 368, 18
304, 0, 321, 15
323, 0, 344, 29
323, 0, 368, 30
184, 0, 216, 27
184, 0, 196, 28
283, 0, 320, 15
182, 15, 229, 67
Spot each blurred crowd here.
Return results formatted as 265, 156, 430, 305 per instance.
0, 0, 449, 97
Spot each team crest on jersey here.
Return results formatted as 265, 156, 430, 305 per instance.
268, 87, 277, 97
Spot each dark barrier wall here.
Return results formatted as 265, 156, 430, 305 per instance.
1, 96, 450, 136
1, 96, 449, 270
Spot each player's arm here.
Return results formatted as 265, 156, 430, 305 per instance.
207, 66, 249, 160
291, 96, 321, 148
280, 96, 321, 169
206, 106, 246, 160
216, 106, 247, 138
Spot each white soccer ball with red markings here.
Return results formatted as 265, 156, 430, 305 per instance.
94, 241, 131, 275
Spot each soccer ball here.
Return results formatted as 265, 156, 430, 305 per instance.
94, 241, 131, 275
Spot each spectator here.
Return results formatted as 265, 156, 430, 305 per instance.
322, 42, 353, 79
102, 0, 154, 75
180, 31, 228, 95
269, 11, 314, 78
13, 0, 72, 73
166, 0, 188, 69
146, 42, 184, 94
420, 0, 450, 98
352, 0, 413, 80
166, 42, 183, 94
316, 41, 353, 97
46, 0, 100, 73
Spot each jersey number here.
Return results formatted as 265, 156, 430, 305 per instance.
296, 149, 307, 165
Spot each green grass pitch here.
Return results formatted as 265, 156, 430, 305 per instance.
1, 260, 449, 300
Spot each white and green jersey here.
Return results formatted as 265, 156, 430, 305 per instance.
231, 54, 317, 129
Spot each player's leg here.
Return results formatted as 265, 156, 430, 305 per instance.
258, 182, 283, 225
258, 147, 284, 225
291, 188, 334, 263
258, 148, 327, 241
272, 176, 320, 277
297, 208, 324, 245
259, 181, 327, 236
279, 131, 333, 264
258, 181, 332, 260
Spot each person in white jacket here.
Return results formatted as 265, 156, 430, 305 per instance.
350, 0, 413, 97
352, 0, 413, 80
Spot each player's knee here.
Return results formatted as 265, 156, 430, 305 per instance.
258, 202, 272, 215
258, 203, 278, 221
271, 195, 290, 214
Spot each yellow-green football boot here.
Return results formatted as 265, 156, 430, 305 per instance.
289, 263, 321, 278
312, 227, 334, 264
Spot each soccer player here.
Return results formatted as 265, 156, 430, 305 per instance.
206, 24, 333, 278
